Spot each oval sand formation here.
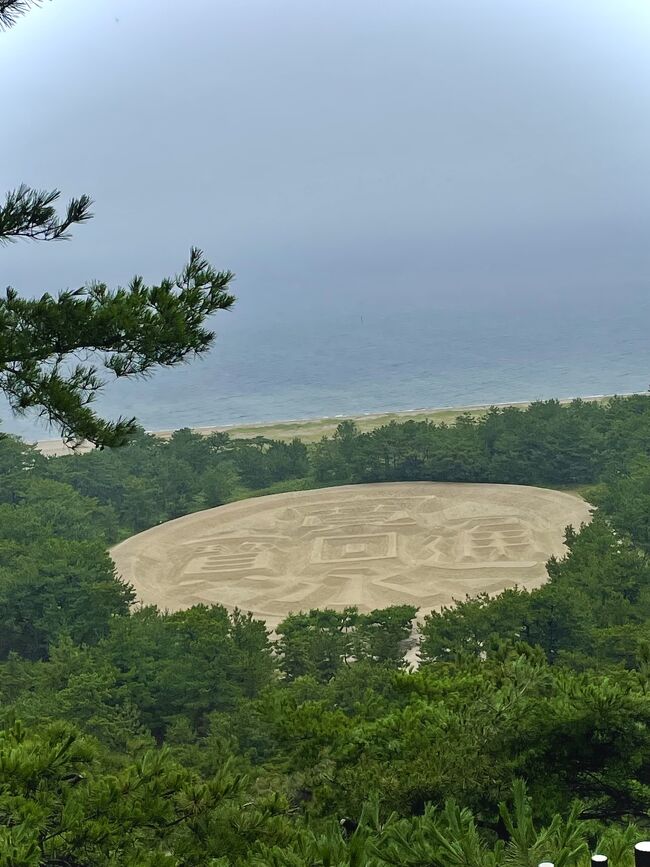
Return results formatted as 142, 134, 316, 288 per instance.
110, 483, 591, 627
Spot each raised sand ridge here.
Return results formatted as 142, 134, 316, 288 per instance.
110, 483, 591, 627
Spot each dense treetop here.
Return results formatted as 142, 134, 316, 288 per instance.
2, 395, 650, 863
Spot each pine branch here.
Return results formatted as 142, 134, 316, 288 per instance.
0, 0, 47, 30
0, 247, 236, 448
0, 185, 93, 243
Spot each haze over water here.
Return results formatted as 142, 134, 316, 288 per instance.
98, 299, 650, 434
6, 294, 650, 441
2, 0, 649, 439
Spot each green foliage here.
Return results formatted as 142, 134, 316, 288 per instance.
0, 464, 131, 660
33, 395, 650, 548
309, 397, 650, 487
1, 156, 234, 448
0, 718, 295, 866
93, 605, 275, 739
4, 395, 650, 860
0, 246, 235, 448
420, 515, 650, 667
276, 605, 417, 681
41, 427, 312, 537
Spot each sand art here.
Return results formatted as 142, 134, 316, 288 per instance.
110, 483, 591, 627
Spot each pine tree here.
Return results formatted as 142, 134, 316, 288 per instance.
1, 3, 236, 448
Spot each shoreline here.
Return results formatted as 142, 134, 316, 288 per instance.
149, 392, 622, 436
33, 391, 640, 457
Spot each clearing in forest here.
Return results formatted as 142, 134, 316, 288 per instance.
110, 482, 591, 627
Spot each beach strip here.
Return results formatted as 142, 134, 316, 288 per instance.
32, 393, 637, 457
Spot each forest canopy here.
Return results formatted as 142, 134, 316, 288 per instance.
2, 395, 650, 864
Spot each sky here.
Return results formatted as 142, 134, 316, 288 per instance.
2, 0, 650, 322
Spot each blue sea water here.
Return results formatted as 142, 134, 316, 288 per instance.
6, 295, 650, 442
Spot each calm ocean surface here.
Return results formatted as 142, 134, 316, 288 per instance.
8, 298, 650, 442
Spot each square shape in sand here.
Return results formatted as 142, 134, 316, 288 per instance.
311, 533, 397, 564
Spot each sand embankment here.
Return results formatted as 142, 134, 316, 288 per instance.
110, 482, 591, 629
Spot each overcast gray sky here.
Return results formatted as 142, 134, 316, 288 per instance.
2, 0, 650, 319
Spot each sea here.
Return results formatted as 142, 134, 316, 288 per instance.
5, 295, 650, 443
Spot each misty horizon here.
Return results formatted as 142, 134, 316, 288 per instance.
2, 0, 649, 317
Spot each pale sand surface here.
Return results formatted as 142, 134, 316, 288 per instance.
110, 482, 591, 629
35, 394, 624, 456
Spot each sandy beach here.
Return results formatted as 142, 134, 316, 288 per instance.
110, 482, 591, 629
34, 393, 626, 456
